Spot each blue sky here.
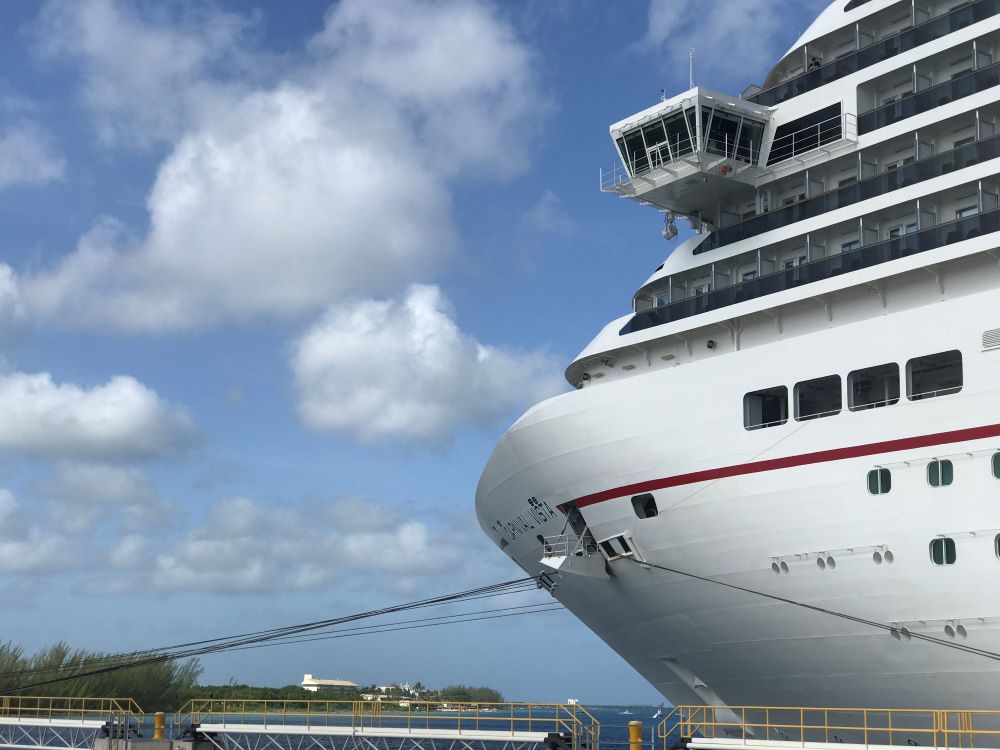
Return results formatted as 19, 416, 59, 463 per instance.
0, 0, 828, 705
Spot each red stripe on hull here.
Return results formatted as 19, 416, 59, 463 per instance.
574, 422, 1000, 508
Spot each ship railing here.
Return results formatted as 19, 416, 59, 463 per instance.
176, 699, 600, 750
765, 112, 858, 172
542, 534, 598, 558
658, 705, 1000, 750
0, 695, 144, 722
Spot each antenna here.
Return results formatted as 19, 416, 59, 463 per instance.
689, 48, 695, 89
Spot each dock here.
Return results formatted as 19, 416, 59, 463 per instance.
3, 697, 1000, 750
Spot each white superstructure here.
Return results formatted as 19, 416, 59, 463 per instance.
476, 0, 1000, 710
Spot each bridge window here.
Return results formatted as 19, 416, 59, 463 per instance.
907, 350, 963, 400
795, 375, 842, 421
849, 363, 900, 411
868, 468, 891, 495
928, 459, 954, 488
744, 386, 788, 430
930, 537, 957, 566
632, 493, 658, 519
993, 452, 1000, 479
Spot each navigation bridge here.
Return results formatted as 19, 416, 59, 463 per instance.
600, 87, 857, 219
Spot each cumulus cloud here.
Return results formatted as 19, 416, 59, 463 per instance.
22, 87, 455, 329
0, 125, 64, 189
637, 0, 827, 88
21, 0, 544, 331
0, 489, 69, 573
153, 496, 469, 594
35, 0, 255, 148
292, 284, 563, 443
35, 463, 170, 533
0, 372, 195, 460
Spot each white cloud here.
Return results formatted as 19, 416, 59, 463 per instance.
153, 496, 469, 594
23, 87, 455, 329
22, 0, 544, 331
35, 0, 255, 148
292, 284, 563, 443
36, 463, 170, 533
638, 0, 826, 88
0, 372, 195, 460
0, 125, 64, 189
0, 489, 69, 573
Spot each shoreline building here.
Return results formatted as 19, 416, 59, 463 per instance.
300, 674, 358, 693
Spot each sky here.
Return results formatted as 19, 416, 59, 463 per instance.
0, 0, 829, 705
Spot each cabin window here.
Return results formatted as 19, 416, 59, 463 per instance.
928, 459, 954, 487
993, 452, 1000, 479
907, 350, 963, 400
795, 375, 842, 421
744, 386, 788, 430
632, 493, 658, 519
956, 204, 979, 220
995, 533, 1000, 559
841, 239, 861, 253
849, 363, 900, 410
930, 537, 957, 565
868, 468, 891, 495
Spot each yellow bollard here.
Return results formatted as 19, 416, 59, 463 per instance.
153, 712, 165, 740
629, 720, 643, 750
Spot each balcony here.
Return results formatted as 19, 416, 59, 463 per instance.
620, 208, 1000, 335
748, 0, 999, 108
696, 132, 1000, 255
859, 60, 1000, 134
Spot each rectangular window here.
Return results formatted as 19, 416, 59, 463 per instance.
795, 375, 842, 421
742, 270, 758, 282
928, 459, 954, 487
849, 363, 900, 410
954, 135, 976, 149
907, 350, 963, 400
956, 204, 979, 219
841, 239, 861, 252
744, 386, 788, 430
930, 537, 957, 565
868, 468, 891, 495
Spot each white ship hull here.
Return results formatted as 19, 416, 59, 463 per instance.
476, 256, 1000, 709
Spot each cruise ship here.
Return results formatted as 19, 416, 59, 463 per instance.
476, 0, 1000, 710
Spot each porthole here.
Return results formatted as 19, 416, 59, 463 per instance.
873, 551, 883, 565
928, 459, 954, 487
817, 557, 826, 570
993, 452, 1000, 479
868, 468, 891, 494
930, 537, 957, 565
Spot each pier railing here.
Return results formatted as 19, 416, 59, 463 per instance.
658, 705, 1000, 750
0, 695, 144, 722
177, 699, 600, 750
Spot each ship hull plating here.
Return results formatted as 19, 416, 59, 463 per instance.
476, 270, 1000, 709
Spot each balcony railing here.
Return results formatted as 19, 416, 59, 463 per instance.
621, 208, 1000, 335
697, 132, 1000, 255
748, 0, 998, 107
859, 60, 1000, 134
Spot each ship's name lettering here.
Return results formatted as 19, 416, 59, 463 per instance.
492, 497, 558, 542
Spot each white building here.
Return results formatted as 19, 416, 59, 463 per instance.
300, 674, 358, 693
